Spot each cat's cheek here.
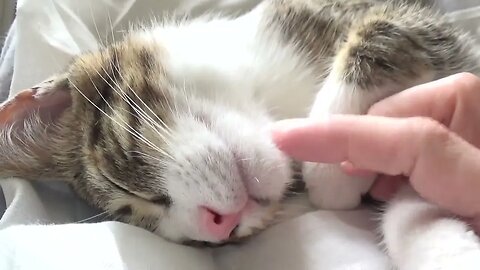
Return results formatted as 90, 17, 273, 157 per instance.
235, 202, 280, 238
233, 136, 294, 201
154, 205, 204, 242
242, 160, 291, 202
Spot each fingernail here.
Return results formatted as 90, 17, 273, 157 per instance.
341, 161, 356, 171
268, 119, 312, 150
341, 161, 376, 178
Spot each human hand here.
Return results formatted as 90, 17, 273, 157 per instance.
271, 73, 480, 231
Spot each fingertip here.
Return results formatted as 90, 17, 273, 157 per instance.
269, 121, 300, 159
269, 118, 311, 133
269, 118, 340, 162
269, 118, 311, 147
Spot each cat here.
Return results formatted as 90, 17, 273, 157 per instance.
0, 0, 479, 268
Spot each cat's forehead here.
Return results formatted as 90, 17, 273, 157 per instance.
58, 34, 177, 193
62, 34, 175, 116
68, 35, 166, 84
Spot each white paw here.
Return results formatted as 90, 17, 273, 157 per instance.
303, 162, 375, 210
383, 188, 480, 270
398, 222, 480, 270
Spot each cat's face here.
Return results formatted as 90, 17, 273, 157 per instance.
108, 88, 294, 244
140, 98, 293, 244
89, 96, 293, 245
3, 36, 295, 245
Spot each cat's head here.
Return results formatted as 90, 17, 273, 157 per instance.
0, 34, 297, 245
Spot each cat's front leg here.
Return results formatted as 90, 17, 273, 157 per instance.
302, 11, 443, 210
304, 69, 429, 210
303, 71, 380, 210
382, 185, 480, 270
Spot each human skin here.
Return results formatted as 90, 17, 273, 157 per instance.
271, 72, 480, 232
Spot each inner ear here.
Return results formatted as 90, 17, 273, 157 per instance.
0, 81, 72, 128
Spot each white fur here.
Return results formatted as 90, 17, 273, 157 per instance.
383, 186, 480, 270
121, 2, 480, 267
304, 72, 380, 209
137, 3, 319, 242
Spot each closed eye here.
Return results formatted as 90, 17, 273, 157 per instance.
150, 194, 172, 207
101, 172, 172, 207
251, 197, 270, 206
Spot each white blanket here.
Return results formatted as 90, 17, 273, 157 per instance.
1, 0, 480, 269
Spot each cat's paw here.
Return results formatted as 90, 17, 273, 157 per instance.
383, 189, 480, 270
398, 224, 480, 270
303, 162, 375, 210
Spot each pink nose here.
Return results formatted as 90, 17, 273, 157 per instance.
199, 206, 241, 241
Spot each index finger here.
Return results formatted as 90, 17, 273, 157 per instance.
271, 116, 480, 218
272, 116, 427, 174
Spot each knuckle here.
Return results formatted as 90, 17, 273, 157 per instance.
454, 72, 480, 84
413, 117, 450, 143
452, 72, 480, 94
447, 73, 480, 110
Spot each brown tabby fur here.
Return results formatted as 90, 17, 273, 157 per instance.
0, 0, 478, 243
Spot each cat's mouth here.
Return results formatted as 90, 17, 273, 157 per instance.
181, 226, 241, 248
181, 224, 261, 248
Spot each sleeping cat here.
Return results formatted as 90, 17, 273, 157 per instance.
1, 0, 479, 268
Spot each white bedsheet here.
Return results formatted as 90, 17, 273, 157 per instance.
1, 0, 480, 269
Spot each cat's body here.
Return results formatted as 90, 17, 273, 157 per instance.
1, 0, 480, 268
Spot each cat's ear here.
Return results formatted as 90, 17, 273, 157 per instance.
0, 78, 72, 127
0, 77, 73, 180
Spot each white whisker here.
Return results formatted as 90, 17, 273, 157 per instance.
88, 3, 106, 49
75, 211, 109, 223
69, 79, 173, 159
108, 56, 174, 136
95, 51, 174, 145
128, 150, 166, 164
92, 64, 173, 145
81, 48, 174, 152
